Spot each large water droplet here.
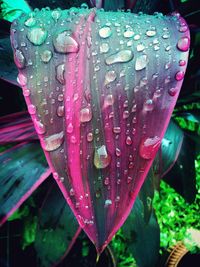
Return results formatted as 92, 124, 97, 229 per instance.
24, 17, 36, 27
137, 43, 145, 52
168, 87, 178, 96
105, 50, 134, 65
139, 136, 161, 160
94, 145, 111, 169
17, 73, 27, 86
14, 50, 25, 69
41, 131, 64, 151
104, 70, 117, 86
99, 26, 112, 38
53, 30, 79, 53
123, 29, 134, 38
135, 55, 149, 70
179, 60, 186, 66
175, 71, 184, 81
177, 37, 190, 52
80, 107, 92, 122
40, 50, 52, 63
27, 27, 48, 45
146, 29, 156, 37
100, 43, 109, 54
57, 106, 65, 117
56, 64, 65, 85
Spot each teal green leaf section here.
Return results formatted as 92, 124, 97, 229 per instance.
34, 180, 81, 267
0, 142, 50, 226
121, 196, 160, 267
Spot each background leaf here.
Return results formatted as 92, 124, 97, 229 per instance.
34, 179, 81, 267
0, 142, 50, 226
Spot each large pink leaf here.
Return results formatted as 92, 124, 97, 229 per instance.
10, 8, 190, 253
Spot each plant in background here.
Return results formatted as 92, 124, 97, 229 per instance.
0, 0, 199, 267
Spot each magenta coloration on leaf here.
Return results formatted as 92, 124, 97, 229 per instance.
10, 7, 190, 253
0, 111, 38, 144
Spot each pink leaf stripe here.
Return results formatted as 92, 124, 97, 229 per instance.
0, 142, 50, 226
11, 8, 190, 253
0, 111, 37, 144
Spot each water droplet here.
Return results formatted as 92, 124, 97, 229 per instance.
134, 34, 140, 40
124, 29, 134, 38
153, 89, 161, 98
143, 99, 154, 111
57, 105, 65, 117
24, 16, 36, 27
105, 50, 134, 65
28, 104, 36, 115
27, 27, 48, 45
51, 10, 61, 21
137, 43, 145, 52
104, 70, 117, 86
162, 33, 170, 39
80, 107, 92, 122
34, 119, 46, 134
53, 30, 79, 53
168, 87, 178, 96
67, 123, 73, 133
14, 50, 25, 69
41, 131, 64, 152
100, 43, 109, 54
179, 25, 188, 33
70, 188, 75, 196
104, 177, 110, 185
23, 89, 30, 97
126, 136, 132, 145
175, 71, 184, 81
94, 145, 111, 169
146, 29, 156, 37
40, 50, 52, 63
115, 148, 121, 157
17, 73, 27, 86
103, 94, 114, 108
177, 37, 190, 52
135, 55, 149, 71
70, 135, 77, 144
95, 190, 101, 198
99, 26, 112, 38
105, 199, 112, 207
58, 94, 64, 102
56, 64, 65, 85
179, 60, 186, 66
113, 127, 121, 134
123, 110, 130, 119
139, 136, 161, 159
127, 176, 133, 184
87, 132, 93, 142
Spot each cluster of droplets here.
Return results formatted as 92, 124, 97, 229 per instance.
11, 8, 190, 236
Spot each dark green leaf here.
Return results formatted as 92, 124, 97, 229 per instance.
0, 142, 50, 225
34, 180, 81, 267
122, 197, 160, 267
